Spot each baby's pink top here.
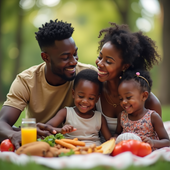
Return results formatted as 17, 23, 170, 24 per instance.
121, 109, 159, 140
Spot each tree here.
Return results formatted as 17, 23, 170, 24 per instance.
0, 0, 3, 101
159, 0, 170, 104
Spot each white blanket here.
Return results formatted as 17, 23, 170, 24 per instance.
0, 121, 170, 169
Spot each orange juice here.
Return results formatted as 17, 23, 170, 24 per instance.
21, 128, 37, 145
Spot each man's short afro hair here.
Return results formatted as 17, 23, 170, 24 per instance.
35, 19, 74, 49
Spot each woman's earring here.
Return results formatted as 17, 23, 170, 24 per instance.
119, 70, 125, 79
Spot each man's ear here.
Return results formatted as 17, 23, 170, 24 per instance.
41, 52, 49, 62
142, 91, 149, 101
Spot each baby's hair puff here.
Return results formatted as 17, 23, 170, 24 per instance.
119, 69, 152, 93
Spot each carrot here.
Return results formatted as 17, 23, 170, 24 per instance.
96, 145, 102, 150
73, 138, 78, 141
61, 139, 85, 146
55, 139, 76, 149
62, 128, 77, 134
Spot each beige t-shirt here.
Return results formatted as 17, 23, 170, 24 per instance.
3, 62, 97, 123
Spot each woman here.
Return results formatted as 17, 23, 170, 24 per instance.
95, 23, 161, 142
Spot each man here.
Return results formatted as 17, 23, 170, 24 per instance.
0, 19, 97, 149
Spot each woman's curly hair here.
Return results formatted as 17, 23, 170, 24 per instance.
35, 19, 74, 50
98, 22, 161, 71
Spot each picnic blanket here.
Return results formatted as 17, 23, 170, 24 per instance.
0, 121, 170, 169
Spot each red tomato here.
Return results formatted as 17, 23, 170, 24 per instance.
128, 140, 141, 155
0, 139, 15, 152
112, 142, 123, 156
137, 142, 152, 157
111, 139, 152, 157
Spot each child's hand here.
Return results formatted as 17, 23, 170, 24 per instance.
61, 125, 77, 134
141, 136, 154, 147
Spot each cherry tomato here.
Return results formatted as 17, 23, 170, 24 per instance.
0, 139, 15, 152
111, 139, 152, 157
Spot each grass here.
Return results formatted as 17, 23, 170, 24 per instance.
0, 158, 170, 170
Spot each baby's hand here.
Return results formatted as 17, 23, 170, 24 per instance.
141, 136, 154, 147
61, 125, 77, 134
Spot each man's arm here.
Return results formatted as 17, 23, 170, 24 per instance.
0, 106, 22, 149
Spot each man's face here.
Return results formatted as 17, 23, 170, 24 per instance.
44, 37, 78, 82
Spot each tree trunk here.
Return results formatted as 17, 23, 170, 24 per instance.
159, 0, 170, 104
12, 3, 23, 79
112, 0, 129, 25
0, 0, 3, 101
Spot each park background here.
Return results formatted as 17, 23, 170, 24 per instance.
0, 0, 170, 126
0, 1, 170, 169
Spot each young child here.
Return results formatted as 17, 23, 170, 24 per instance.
115, 69, 170, 150
46, 69, 112, 146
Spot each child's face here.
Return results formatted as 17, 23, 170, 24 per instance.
118, 79, 148, 114
72, 80, 100, 114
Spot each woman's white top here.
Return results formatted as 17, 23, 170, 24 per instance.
96, 98, 117, 143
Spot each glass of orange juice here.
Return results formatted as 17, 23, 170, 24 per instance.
21, 118, 37, 146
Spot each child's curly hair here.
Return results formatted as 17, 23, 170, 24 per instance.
35, 19, 74, 50
119, 69, 152, 93
98, 22, 161, 71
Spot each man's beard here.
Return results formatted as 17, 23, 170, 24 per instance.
60, 72, 76, 81
51, 61, 76, 81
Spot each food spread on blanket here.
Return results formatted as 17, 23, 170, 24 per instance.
0, 133, 152, 158
14, 133, 115, 157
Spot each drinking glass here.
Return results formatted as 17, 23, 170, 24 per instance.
21, 118, 37, 146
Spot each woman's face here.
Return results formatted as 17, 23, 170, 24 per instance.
96, 41, 125, 82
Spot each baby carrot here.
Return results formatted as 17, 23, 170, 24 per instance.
73, 138, 78, 141
55, 139, 76, 149
61, 139, 86, 146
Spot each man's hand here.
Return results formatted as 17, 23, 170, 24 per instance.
37, 123, 59, 138
9, 131, 21, 150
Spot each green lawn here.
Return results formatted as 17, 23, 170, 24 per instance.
0, 158, 170, 170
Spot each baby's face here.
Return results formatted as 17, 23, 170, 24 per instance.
72, 80, 100, 114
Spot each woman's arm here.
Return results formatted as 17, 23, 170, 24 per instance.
114, 112, 123, 137
100, 115, 112, 141
145, 92, 162, 117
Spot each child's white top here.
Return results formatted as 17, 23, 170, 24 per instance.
63, 107, 102, 146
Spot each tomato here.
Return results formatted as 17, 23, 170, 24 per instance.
137, 142, 152, 157
128, 140, 141, 155
0, 139, 15, 152
112, 142, 123, 156
111, 139, 152, 157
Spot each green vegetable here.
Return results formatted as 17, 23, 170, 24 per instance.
37, 133, 65, 147
58, 149, 75, 157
